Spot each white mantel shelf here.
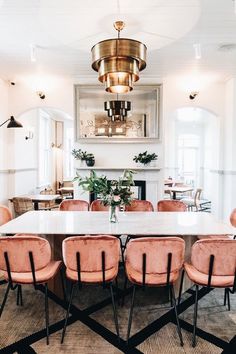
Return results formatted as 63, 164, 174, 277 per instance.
76, 167, 161, 171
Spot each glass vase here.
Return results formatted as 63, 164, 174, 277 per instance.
109, 205, 119, 223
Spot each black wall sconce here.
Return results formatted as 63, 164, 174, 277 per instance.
0, 116, 23, 128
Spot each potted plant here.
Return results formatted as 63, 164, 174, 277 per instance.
133, 151, 158, 166
72, 149, 95, 167
74, 169, 135, 222
84, 153, 95, 167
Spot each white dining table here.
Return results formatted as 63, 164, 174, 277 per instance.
0, 210, 233, 297
0, 210, 234, 236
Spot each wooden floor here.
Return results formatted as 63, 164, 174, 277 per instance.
0, 282, 235, 354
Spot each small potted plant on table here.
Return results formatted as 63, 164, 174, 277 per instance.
133, 151, 158, 167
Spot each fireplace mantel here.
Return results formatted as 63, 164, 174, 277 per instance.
74, 166, 164, 209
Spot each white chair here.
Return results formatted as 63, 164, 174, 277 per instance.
180, 188, 202, 211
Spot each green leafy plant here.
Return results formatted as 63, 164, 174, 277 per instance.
133, 151, 158, 165
74, 169, 135, 207
72, 149, 94, 161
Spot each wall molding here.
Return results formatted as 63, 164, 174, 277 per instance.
0, 168, 37, 174
210, 169, 236, 175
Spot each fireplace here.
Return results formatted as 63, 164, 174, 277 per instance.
74, 167, 163, 210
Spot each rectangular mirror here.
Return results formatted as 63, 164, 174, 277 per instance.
75, 84, 161, 143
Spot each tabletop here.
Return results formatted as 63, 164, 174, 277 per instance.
165, 186, 194, 193
0, 211, 234, 236
24, 194, 60, 202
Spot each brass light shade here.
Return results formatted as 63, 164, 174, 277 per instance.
104, 100, 131, 122
91, 21, 147, 93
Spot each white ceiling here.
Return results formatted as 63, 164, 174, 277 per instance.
0, 0, 236, 82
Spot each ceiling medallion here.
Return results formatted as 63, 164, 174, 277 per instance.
104, 97, 131, 122
91, 21, 147, 94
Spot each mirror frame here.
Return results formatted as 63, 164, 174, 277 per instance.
74, 84, 162, 143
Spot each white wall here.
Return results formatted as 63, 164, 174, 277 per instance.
0, 79, 9, 204
1, 74, 235, 222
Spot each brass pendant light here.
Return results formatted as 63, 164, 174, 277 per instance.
91, 21, 147, 94
104, 97, 131, 122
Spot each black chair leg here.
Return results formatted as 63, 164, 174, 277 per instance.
224, 288, 227, 306
122, 275, 128, 307
44, 283, 49, 345
169, 285, 173, 307
16, 285, 23, 306
109, 283, 120, 340
170, 284, 183, 346
19, 285, 23, 306
192, 284, 199, 347
0, 283, 10, 317
61, 283, 75, 344
126, 285, 136, 343
226, 288, 231, 311
178, 270, 185, 306
60, 267, 66, 302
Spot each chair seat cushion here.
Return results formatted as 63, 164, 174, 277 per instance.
2, 260, 62, 284
125, 261, 180, 286
184, 262, 234, 288
65, 265, 118, 283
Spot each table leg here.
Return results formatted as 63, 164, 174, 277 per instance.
173, 192, 176, 199
44, 234, 65, 299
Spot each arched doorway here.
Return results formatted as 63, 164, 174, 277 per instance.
10, 107, 74, 196
165, 106, 220, 214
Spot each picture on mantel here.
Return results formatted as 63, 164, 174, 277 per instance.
80, 113, 147, 138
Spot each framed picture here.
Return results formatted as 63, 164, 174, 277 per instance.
75, 85, 162, 143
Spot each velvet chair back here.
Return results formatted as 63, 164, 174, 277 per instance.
230, 208, 236, 227
90, 200, 109, 211
0, 205, 12, 226
0, 235, 51, 272
63, 235, 119, 273
125, 200, 154, 212
191, 239, 236, 276
59, 199, 89, 211
157, 200, 187, 212
126, 237, 185, 274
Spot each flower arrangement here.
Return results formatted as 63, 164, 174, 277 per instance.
133, 151, 158, 165
74, 169, 135, 222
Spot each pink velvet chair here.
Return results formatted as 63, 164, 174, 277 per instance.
59, 199, 89, 211
0, 235, 62, 344
157, 200, 187, 212
0, 205, 12, 226
125, 237, 185, 345
230, 209, 236, 240
61, 235, 120, 343
125, 200, 154, 212
182, 239, 236, 347
90, 200, 109, 211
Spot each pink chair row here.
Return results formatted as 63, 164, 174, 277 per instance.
59, 199, 187, 212
0, 233, 235, 347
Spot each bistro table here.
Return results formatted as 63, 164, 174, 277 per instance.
10, 194, 61, 210
165, 186, 194, 199
0, 211, 234, 353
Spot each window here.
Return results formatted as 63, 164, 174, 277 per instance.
63, 122, 74, 180
177, 134, 200, 187
38, 111, 51, 186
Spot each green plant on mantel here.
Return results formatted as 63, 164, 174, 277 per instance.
72, 149, 94, 161
133, 151, 158, 165
73, 169, 135, 207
